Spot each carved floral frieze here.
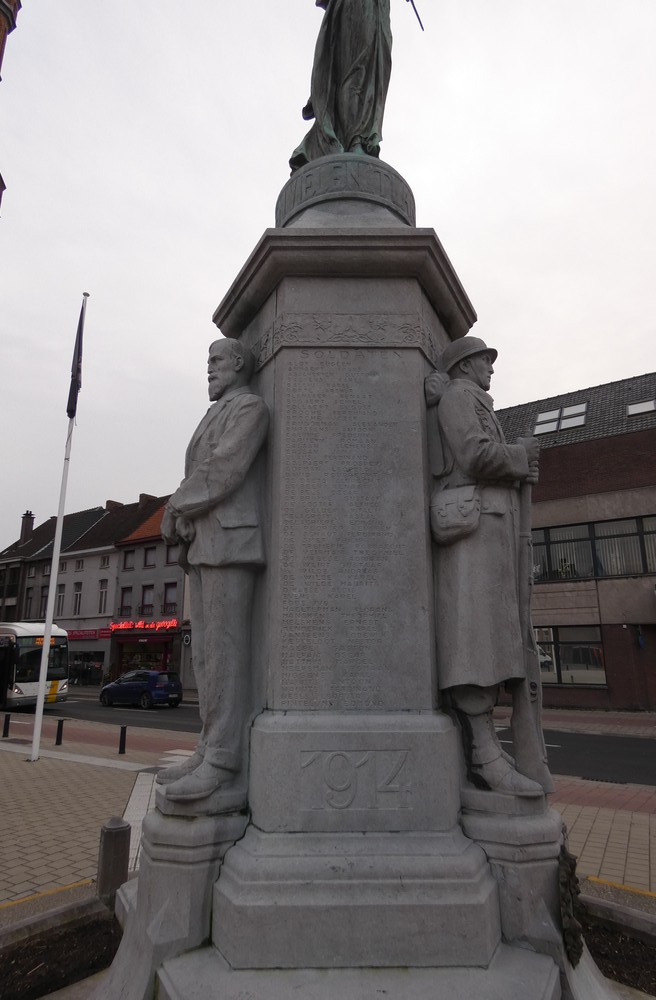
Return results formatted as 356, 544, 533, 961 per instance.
252, 313, 439, 369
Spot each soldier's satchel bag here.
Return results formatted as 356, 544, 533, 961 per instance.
430, 485, 481, 544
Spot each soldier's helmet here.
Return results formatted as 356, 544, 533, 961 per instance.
440, 336, 498, 374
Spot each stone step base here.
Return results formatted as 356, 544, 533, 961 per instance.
212, 826, 500, 968
158, 944, 561, 1000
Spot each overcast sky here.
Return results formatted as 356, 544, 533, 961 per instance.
1, 1, 655, 548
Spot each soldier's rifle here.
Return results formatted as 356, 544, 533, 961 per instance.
510, 476, 554, 793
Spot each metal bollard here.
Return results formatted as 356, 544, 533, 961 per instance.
55, 718, 65, 746
96, 816, 131, 909
2, 714, 9, 738
118, 725, 127, 755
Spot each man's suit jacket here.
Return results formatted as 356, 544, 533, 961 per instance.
169, 386, 269, 568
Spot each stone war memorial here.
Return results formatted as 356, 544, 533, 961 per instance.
97, 4, 623, 999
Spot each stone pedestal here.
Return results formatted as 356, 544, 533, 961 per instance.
92, 810, 247, 1000
461, 789, 566, 959
103, 157, 619, 999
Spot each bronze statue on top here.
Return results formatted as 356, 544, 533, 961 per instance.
290, 0, 393, 172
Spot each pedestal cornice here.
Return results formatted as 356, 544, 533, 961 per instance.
213, 228, 477, 344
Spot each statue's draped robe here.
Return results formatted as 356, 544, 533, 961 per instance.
290, 0, 392, 171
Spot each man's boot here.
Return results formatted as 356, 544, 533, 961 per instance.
156, 745, 205, 785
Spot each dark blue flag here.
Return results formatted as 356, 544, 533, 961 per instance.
66, 293, 89, 418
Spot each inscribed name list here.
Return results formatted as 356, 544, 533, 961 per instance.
274, 347, 432, 711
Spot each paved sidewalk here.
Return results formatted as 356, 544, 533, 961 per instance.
495, 706, 656, 893
0, 711, 196, 919
0, 706, 654, 1000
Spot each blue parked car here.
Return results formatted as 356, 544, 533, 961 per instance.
100, 670, 182, 709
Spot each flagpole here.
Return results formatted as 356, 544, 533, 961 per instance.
31, 293, 89, 762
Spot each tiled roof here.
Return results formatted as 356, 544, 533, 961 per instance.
68, 495, 170, 551
0, 508, 106, 561
0, 494, 172, 562
119, 498, 170, 545
497, 372, 656, 447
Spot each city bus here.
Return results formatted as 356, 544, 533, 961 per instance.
0, 623, 70, 709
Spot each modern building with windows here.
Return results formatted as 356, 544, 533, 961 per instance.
498, 371, 656, 711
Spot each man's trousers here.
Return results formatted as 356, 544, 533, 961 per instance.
188, 564, 255, 772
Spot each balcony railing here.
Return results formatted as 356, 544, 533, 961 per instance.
161, 603, 177, 614
117, 605, 132, 617
138, 604, 153, 616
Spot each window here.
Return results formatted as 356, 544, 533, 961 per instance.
533, 516, 655, 581
60, 561, 67, 573
100, 555, 110, 569
55, 584, 65, 618
593, 519, 642, 576
73, 582, 82, 616
534, 626, 606, 686
144, 547, 156, 568
533, 402, 587, 435
98, 579, 108, 616
140, 585, 154, 615
123, 550, 135, 571
75, 559, 84, 571
627, 399, 655, 416
119, 587, 132, 616
43, 562, 51, 577
644, 516, 656, 573
0, 566, 18, 599
532, 524, 593, 581
162, 582, 177, 614
25, 587, 33, 617
39, 586, 48, 618
166, 544, 180, 565
27, 564, 35, 578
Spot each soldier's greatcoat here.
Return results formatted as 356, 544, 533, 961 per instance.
434, 379, 530, 691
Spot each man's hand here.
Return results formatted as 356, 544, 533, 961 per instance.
518, 436, 540, 485
526, 460, 539, 485
176, 516, 196, 543
518, 435, 540, 464
161, 508, 178, 544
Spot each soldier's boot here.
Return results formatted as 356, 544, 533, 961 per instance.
451, 685, 543, 799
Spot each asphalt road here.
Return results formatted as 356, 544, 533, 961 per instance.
496, 726, 656, 787
42, 690, 202, 735
29, 694, 656, 787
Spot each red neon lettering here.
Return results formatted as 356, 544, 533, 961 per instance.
109, 618, 178, 632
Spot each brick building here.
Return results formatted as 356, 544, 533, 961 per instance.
498, 372, 656, 711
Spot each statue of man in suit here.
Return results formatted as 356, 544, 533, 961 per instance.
158, 339, 269, 803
